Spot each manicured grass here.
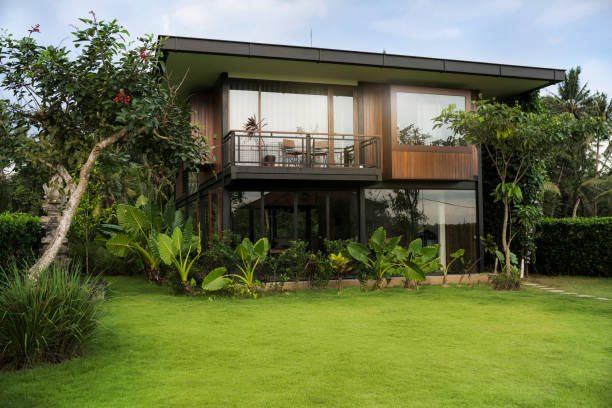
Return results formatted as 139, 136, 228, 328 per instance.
526, 275, 612, 298
1, 276, 611, 407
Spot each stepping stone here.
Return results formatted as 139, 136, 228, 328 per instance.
596, 298, 610, 301
576, 294, 595, 298
548, 290, 565, 293
522, 283, 538, 286
561, 292, 577, 295
540, 287, 555, 290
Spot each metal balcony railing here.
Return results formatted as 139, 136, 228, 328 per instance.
222, 131, 380, 169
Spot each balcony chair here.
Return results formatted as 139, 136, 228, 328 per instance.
281, 139, 303, 166
312, 140, 329, 167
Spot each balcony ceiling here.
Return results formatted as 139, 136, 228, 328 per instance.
162, 37, 564, 99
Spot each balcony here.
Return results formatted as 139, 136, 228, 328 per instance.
221, 131, 381, 183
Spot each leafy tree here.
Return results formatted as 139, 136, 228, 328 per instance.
0, 14, 210, 280
435, 100, 593, 276
541, 68, 611, 217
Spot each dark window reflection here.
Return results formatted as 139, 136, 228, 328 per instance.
230, 191, 261, 243
263, 191, 295, 250
365, 189, 477, 273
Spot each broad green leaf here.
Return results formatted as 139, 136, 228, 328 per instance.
253, 238, 269, 260
106, 233, 132, 257
135, 194, 148, 208
407, 238, 423, 255
202, 267, 230, 291
347, 242, 370, 264
383, 235, 401, 252
369, 226, 386, 251
450, 248, 465, 259
171, 226, 182, 253
157, 233, 176, 265
117, 204, 151, 236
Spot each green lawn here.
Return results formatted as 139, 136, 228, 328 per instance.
525, 275, 612, 298
1, 277, 611, 408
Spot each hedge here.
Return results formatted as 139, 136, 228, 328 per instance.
0, 212, 43, 269
534, 217, 612, 277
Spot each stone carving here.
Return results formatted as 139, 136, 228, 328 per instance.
40, 174, 72, 266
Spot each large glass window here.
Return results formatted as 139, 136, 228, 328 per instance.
396, 92, 466, 146
231, 191, 262, 243
365, 189, 477, 273
229, 81, 259, 130
297, 192, 326, 251
263, 191, 295, 250
329, 191, 358, 240
261, 82, 328, 133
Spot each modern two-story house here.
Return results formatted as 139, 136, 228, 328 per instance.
163, 37, 564, 272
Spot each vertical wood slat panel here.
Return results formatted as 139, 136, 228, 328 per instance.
391, 150, 478, 180
190, 92, 222, 172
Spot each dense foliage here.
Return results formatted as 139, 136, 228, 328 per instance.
0, 263, 103, 369
534, 217, 612, 277
0, 14, 210, 276
0, 212, 43, 269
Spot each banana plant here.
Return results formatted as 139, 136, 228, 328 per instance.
395, 239, 440, 288
440, 249, 465, 285
230, 237, 269, 298
157, 218, 201, 292
347, 227, 421, 289
103, 195, 182, 284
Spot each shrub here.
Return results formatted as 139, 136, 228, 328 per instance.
490, 269, 521, 290
0, 212, 43, 270
534, 217, 612, 277
0, 263, 103, 369
199, 231, 238, 279
310, 251, 333, 289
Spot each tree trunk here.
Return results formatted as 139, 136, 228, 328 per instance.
28, 129, 132, 281
501, 199, 511, 276
571, 196, 581, 218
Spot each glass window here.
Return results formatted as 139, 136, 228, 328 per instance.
261, 82, 328, 133
329, 191, 357, 241
333, 89, 354, 134
231, 191, 262, 243
297, 192, 326, 251
263, 191, 295, 250
365, 188, 477, 273
396, 92, 465, 146
229, 80, 259, 131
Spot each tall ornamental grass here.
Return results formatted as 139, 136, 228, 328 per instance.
0, 263, 103, 370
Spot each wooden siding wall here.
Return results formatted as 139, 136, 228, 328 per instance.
361, 84, 386, 174
391, 146, 479, 180
190, 91, 222, 173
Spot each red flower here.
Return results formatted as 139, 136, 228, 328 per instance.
114, 89, 130, 104
28, 24, 40, 35
139, 49, 150, 61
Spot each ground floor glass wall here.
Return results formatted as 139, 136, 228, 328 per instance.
230, 190, 358, 250
364, 189, 477, 273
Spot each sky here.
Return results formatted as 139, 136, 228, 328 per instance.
1, 0, 612, 96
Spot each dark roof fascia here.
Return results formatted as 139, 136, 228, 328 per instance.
160, 35, 566, 83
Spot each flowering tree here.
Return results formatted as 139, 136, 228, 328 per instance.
0, 14, 210, 280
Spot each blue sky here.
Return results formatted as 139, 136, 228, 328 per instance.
2, 0, 612, 96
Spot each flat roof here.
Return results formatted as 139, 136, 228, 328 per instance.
161, 36, 565, 98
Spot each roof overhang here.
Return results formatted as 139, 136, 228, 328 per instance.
161, 36, 565, 99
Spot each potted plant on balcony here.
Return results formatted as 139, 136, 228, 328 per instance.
244, 115, 274, 166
